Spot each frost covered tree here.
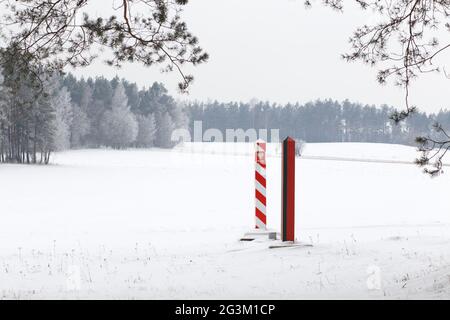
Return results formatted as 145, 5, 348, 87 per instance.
87, 77, 113, 147
0, 47, 55, 164
0, 70, 9, 162
156, 112, 175, 149
165, 97, 189, 131
136, 114, 157, 148
70, 106, 90, 148
99, 83, 138, 149
59, 74, 189, 150
32, 83, 56, 164
52, 87, 73, 151
69, 80, 92, 148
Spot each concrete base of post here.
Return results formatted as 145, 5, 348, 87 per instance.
240, 229, 278, 241
268, 241, 313, 249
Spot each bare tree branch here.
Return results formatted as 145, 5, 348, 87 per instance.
307, 0, 450, 176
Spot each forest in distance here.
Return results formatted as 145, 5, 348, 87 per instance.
62, 74, 450, 147
2, 71, 450, 164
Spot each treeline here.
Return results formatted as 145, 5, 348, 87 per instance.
61, 74, 187, 150
0, 64, 187, 163
3, 50, 450, 166
186, 100, 446, 145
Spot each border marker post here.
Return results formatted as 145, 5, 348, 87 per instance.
281, 137, 296, 242
240, 140, 277, 241
255, 140, 267, 230
270, 137, 312, 249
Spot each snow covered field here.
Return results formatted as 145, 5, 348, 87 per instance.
1, 142, 450, 299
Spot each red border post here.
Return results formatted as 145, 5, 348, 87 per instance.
282, 137, 295, 242
255, 140, 267, 230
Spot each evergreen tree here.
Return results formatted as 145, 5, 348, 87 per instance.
32, 76, 56, 164
156, 112, 175, 148
52, 87, 73, 151
99, 83, 138, 149
70, 105, 90, 148
136, 114, 157, 148
0, 70, 9, 162
0, 47, 55, 164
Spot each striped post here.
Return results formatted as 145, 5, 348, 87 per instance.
281, 137, 295, 241
255, 140, 267, 230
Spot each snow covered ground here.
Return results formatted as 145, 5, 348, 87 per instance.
1, 142, 450, 299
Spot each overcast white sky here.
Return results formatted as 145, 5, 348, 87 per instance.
71, 0, 450, 113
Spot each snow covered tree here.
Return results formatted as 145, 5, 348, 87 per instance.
52, 87, 73, 151
70, 105, 90, 148
0, 45, 61, 164
136, 114, 157, 148
69, 79, 92, 147
165, 96, 189, 130
32, 83, 56, 164
87, 77, 114, 147
1, 47, 50, 163
155, 112, 175, 149
0, 69, 9, 162
99, 83, 138, 149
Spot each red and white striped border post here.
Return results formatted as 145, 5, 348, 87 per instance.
255, 140, 267, 230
